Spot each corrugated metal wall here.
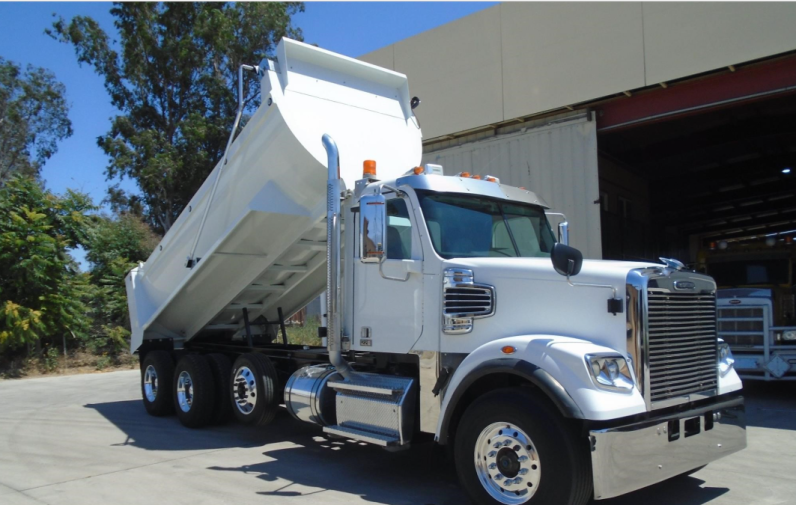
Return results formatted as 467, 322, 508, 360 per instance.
421, 114, 602, 258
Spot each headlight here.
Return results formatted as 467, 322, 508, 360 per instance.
586, 354, 634, 393
783, 330, 796, 341
718, 339, 735, 377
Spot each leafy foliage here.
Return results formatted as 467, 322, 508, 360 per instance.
85, 213, 158, 283
0, 58, 73, 183
81, 213, 158, 353
49, 2, 304, 232
0, 176, 95, 351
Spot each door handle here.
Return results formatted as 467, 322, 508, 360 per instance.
379, 260, 418, 282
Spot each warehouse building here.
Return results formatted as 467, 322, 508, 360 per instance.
359, 2, 796, 267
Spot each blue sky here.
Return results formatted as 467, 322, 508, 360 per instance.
0, 1, 494, 267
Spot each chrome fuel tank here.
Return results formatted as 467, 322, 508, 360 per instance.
284, 365, 340, 426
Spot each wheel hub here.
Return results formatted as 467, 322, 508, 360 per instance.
474, 422, 541, 504
143, 365, 158, 403
176, 371, 194, 413
233, 366, 257, 414
497, 448, 521, 478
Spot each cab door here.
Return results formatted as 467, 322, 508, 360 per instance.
353, 195, 423, 353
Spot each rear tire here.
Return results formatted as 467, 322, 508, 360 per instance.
454, 388, 592, 505
173, 355, 216, 429
141, 351, 174, 416
230, 353, 279, 426
206, 353, 233, 425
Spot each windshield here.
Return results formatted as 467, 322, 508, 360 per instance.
416, 191, 557, 259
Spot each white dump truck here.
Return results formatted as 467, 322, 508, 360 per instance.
126, 38, 746, 505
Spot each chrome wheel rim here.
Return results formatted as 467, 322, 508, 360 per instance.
176, 371, 194, 413
233, 366, 257, 414
143, 365, 158, 402
474, 422, 541, 504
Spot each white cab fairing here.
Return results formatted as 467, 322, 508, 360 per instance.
437, 335, 648, 430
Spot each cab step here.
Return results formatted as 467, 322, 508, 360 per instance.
323, 425, 400, 446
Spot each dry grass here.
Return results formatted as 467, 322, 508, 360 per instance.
285, 316, 323, 347
0, 351, 139, 380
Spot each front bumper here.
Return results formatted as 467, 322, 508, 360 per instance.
590, 395, 746, 500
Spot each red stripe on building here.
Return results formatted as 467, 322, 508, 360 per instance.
597, 53, 796, 131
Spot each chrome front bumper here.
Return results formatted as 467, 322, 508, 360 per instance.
590, 395, 746, 500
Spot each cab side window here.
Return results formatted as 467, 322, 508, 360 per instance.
386, 199, 412, 260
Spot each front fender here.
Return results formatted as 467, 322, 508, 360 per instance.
436, 335, 648, 443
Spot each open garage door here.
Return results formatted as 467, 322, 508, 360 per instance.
596, 53, 796, 265
422, 112, 602, 258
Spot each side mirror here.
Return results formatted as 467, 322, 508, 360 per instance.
360, 194, 387, 263
558, 221, 569, 245
551, 243, 583, 277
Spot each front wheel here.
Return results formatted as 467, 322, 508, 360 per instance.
454, 388, 592, 505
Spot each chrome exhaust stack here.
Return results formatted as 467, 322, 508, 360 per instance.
322, 134, 354, 380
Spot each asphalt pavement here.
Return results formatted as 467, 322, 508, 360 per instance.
0, 370, 794, 505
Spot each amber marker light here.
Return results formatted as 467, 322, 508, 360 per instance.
485, 176, 499, 183
501, 346, 516, 355
457, 171, 471, 178
363, 160, 377, 178
471, 174, 481, 180
413, 166, 424, 175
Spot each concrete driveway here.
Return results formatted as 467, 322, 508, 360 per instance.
0, 370, 794, 505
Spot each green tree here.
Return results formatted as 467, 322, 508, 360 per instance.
49, 2, 304, 233
82, 212, 158, 353
0, 175, 95, 352
0, 58, 73, 183
85, 212, 158, 283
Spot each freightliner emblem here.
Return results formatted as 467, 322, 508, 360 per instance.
673, 280, 695, 290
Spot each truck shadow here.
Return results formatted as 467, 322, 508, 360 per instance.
84, 400, 317, 451
86, 400, 729, 505
599, 477, 728, 505
208, 428, 466, 505
742, 381, 796, 431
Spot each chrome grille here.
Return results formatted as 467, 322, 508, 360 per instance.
647, 290, 718, 402
443, 286, 494, 316
718, 307, 765, 347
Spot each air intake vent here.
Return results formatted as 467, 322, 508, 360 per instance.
443, 268, 495, 334
444, 286, 494, 316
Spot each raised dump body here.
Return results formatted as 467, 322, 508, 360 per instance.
125, 38, 423, 353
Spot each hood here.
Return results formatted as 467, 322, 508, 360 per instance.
442, 257, 662, 354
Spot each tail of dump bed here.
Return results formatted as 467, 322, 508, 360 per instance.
125, 38, 423, 354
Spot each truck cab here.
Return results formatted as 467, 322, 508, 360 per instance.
705, 247, 796, 379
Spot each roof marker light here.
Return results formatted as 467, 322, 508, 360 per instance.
413, 166, 424, 175
485, 175, 500, 183
457, 171, 471, 178
363, 160, 377, 178
471, 174, 481, 180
